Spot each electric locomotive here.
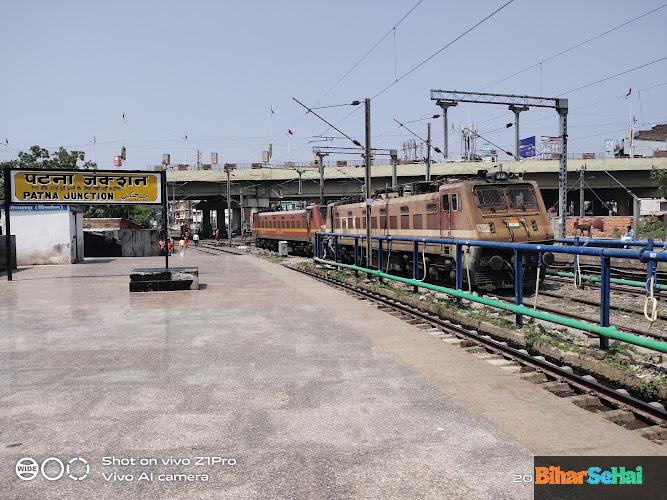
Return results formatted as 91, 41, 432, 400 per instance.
323, 170, 554, 290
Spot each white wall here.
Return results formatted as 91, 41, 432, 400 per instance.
1, 205, 81, 265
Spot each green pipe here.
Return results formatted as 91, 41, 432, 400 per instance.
550, 270, 667, 292
315, 257, 667, 355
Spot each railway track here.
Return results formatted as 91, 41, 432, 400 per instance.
548, 265, 667, 299
285, 261, 667, 444
547, 274, 667, 301
483, 291, 667, 341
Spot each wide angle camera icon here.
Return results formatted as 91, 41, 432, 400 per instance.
15, 457, 89, 481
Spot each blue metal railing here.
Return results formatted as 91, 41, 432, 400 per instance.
314, 232, 666, 350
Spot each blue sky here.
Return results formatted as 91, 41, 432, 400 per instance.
1, 0, 666, 168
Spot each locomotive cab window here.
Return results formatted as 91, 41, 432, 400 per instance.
507, 185, 537, 210
442, 195, 450, 211
451, 193, 459, 211
474, 186, 507, 211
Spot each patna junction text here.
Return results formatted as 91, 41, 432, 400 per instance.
21, 191, 115, 201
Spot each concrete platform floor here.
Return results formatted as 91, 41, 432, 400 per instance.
0, 253, 663, 499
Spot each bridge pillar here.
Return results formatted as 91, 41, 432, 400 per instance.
202, 210, 212, 238
216, 209, 226, 236
231, 208, 241, 234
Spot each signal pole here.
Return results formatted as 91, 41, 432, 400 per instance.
364, 98, 372, 270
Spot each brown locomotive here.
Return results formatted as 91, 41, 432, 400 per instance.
253, 205, 327, 255
252, 171, 554, 289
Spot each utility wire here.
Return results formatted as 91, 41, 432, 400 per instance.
478, 81, 667, 132
557, 56, 667, 96
313, 0, 517, 141
283, 0, 424, 132
393, 118, 443, 157
481, 4, 666, 91
463, 127, 515, 159
372, 0, 516, 100
315, 0, 423, 105
292, 97, 362, 148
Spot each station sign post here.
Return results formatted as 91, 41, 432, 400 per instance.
2, 168, 168, 281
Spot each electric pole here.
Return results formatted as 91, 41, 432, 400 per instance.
239, 189, 244, 238
295, 168, 304, 195
225, 164, 232, 247
556, 99, 569, 239
426, 122, 432, 181
508, 105, 528, 160
390, 149, 398, 190
579, 165, 586, 217
315, 152, 327, 204
436, 100, 457, 159
364, 98, 372, 270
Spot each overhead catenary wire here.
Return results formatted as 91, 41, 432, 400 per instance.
477, 81, 667, 134
292, 97, 362, 148
282, 0, 425, 132
372, 0, 517, 100
481, 4, 667, 91
310, 0, 517, 142
463, 127, 515, 158
556, 56, 667, 96
393, 118, 443, 157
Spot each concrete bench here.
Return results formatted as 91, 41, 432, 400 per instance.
129, 267, 199, 292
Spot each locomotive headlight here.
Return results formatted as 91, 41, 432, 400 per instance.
489, 255, 504, 271
542, 252, 555, 266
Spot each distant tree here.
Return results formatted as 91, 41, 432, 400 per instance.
83, 205, 155, 229
0, 145, 96, 200
1, 145, 155, 229
0, 145, 96, 171
652, 168, 667, 197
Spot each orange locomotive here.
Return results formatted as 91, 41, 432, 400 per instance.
252, 170, 554, 290
252, 204, 327, 255
324, 171, 554, 290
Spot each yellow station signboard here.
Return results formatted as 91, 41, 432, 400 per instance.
10, 169, 163, 205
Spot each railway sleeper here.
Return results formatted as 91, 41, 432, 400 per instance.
520, 371, 549, 384
542, 381, 576, 397
633, 425, 667, 440
603, 409, 637, 424
565, 393, 602, 409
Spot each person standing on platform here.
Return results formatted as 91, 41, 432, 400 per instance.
193, 233, 200, 246
167, 239, 174, 256
159, 239, 165, 256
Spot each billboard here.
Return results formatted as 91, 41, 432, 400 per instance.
540, 136, 562, 156
9, 170, 163, 205
519, 136, 536, 158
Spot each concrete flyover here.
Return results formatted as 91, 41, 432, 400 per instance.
167, 157, 667, 218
